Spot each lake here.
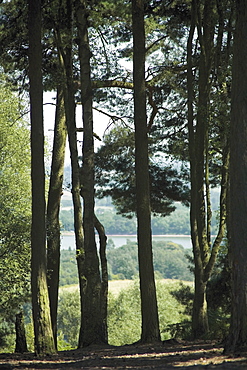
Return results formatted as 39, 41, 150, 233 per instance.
61, 234, 192, 250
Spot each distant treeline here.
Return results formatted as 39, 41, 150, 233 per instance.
60, 240, 193, 286
60, 204, 219, 236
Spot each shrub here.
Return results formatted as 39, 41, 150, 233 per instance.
57, 289, 80, 348
108, 280, 192, 345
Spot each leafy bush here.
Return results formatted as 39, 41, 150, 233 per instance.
0, 80, 31, 353
108, 280, 192, 345
107, 282, 141, 345
57, 289, 81, 348
206, 242, 231, 340
57, 281, 192, 347
59, 250, 78, 286
170, 282, 194, 339
0, 318, 15, 352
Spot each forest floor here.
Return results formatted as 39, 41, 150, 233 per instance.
0, 340, 247, 369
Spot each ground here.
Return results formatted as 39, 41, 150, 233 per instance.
1, 341, 247, 369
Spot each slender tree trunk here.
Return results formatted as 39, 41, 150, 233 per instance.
75, 0, 107, 346
94, 214, 108, 343
187, 0, 229, 338
15, 311, 28, 353
132, 0, 160, 343
55, 1, 85, 348
28, 0, 56, 355
47, 86, 67, 348
191, 0, 215, 337
224, 0, 247, 353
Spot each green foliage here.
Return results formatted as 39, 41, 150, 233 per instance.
107, 240, 193, 281
57, 280, 192, 347
107, 280, 192, 345
206, 242, 231, 340
95, 126, 190, 218
24, 322, 34, 353
0, 318, 15, 352
59, 240, 193, 286
60, 195, 220, 236
57, 290, 80, 348
207, 308, 230, 341
153, 241, 192, 281
171, 273, 231, 341
107, 283, 141, 345
95, 208, 136, 234
169, 282, 194, 339
207, 242, 231, 314
151, 207, 190, 235
0, 79, 31, 349
156, 280, 192, 340
107, 241, 139, 280
59, 249, 78, 286
60, 209, 74, 232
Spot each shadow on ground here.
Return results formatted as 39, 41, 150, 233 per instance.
0, 340, 247, 369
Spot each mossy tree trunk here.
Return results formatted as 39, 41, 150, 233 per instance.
47, 85, 67, 348
75, 0, 107, 346
187, 0, 230, 338
94, 214, 108, 343
132, 0, 160, 343
28, 0, 56, 355
224, 0, 247, 354
55, 2, 86, 338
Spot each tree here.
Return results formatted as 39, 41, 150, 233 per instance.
2, 0, 236, 347
95, 126, 190, 218
46, 86, 67, 349
132, 0, 160, 343
75, 0, 107, 346
187, 0, 231, 338
0, 79, 31, 352
224, 0, 247, 354
28, 0, 56, 354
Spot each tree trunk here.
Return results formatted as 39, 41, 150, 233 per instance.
94, 214, 108, 343
192, 274, 208, 337
132, 0, 160, 343
187, 0, 229, 338
75, 0, 107, 346
224, 0, 247, 354
28, 0, 56, 355
15, 311, 28, 353
187, 0, 208, 337
47, 85, 67, 348
55, 0, 85, 348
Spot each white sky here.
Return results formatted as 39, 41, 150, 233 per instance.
43, 91, 110, 165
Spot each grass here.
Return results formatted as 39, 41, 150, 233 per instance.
60, 278, 194, 297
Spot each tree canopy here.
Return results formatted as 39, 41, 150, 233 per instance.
1, 0, 246, 357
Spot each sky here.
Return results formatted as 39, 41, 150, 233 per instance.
43, 91, 109, 165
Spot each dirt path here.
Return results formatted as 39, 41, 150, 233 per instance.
0, 341, 247, 369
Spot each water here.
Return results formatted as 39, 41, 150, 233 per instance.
61, 234, 192, 250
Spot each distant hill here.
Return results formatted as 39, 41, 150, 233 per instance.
60, 168, 220, 236
59, 240, 193, 286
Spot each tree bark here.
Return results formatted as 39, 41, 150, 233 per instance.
47, 85, 67, 349
15, 311, 28, 353
54, 1, 86, 349
94, 214, 108, 343
224, 0, 247, 354
132, 0, 160, 343
28, 0, 56, 355
187, 0, 229, 338
57, 2, 86, 349
75, 0, 107, 346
